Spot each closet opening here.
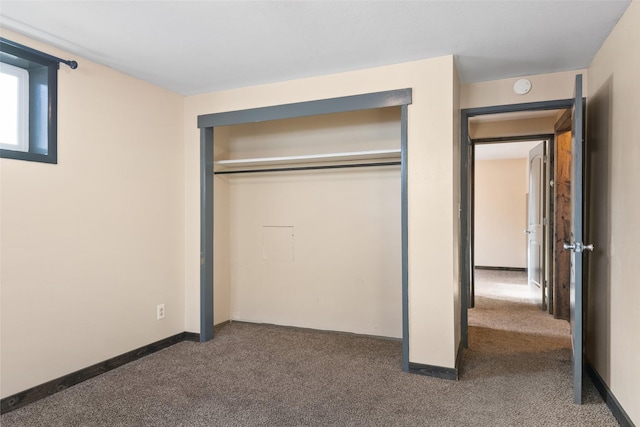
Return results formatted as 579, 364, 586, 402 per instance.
198, 89, 412, 371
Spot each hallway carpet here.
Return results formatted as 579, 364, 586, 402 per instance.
1, 270, 617, 426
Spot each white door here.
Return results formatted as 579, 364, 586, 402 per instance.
527, 142, 545, 308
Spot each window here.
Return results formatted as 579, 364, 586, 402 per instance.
0, 38, 72, 164
0, 62, 29, 152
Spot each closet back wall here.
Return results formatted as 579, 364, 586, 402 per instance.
216, 109, 402, 338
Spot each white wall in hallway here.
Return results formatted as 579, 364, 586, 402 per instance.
474, 158, 527, 269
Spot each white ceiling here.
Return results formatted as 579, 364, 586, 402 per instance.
0, 1, 630, 96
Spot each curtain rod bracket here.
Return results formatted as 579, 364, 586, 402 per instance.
1, 37, 78, 70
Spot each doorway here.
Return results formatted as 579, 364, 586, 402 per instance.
461, 81, 587, 403
460, 98, 576, 348
473, 137, 552, 310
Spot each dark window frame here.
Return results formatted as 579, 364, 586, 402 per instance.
0, 39, 60, 164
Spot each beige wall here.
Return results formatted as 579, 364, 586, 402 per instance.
221, 110, 402, 338
185, 56, 460, 368
461, 69, 587, 110
474, 159, 527, 268
228, 169, 401, 337
470, 116, 557, 139
0, 30, 185, 397
586, 3, 640, 424
212, 126, 232, 323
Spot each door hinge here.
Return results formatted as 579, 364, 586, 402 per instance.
543, 217, 548, 226
543, 156, 548, 164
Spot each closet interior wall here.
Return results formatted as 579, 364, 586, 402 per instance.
213, 107, 402, 338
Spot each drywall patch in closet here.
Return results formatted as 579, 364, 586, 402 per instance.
262, 226, 294, 261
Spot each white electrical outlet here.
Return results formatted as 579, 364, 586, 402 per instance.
157, 304, 165, 320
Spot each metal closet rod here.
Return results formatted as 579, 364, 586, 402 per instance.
214, 161, 401, 175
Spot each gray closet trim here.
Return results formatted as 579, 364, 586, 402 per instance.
400, 104, 409, 372
200, 127, 214, 342
198, 88, 413, 368
197, 89, 412, 128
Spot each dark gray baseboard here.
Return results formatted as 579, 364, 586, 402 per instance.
408, 362, 458, 380
184, 331, 201, 342
408, 340, 464, 381
455, 340, 464, 377
585, 362, 635, 427
1, 330, 202, 414
475, 266, 526, 272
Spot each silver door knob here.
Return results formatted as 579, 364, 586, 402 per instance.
563, 242, 594, 252
524, 230, 532, 235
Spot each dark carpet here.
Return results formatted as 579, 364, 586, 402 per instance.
1, 270, 617, 426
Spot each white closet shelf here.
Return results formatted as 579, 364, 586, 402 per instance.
216, 149, 401, 168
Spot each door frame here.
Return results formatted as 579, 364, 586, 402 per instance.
471, 135, 554, 312
526, 140, 548, 310
460, 98, 575, 348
